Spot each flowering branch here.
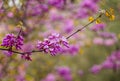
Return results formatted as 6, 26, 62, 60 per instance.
66, 14, 103, 39
0, 48, 43, 55
0, 13, 103, 60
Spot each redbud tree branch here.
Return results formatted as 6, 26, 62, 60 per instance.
0, 48, 43, 55
0, 14, 103, 55
66, 14, 103, 39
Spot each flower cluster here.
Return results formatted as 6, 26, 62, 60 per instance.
63, 19, 74, 33
90, 65, 102, 74
1, 34, 24, 56
56, 66, 72, 81
102, 50, 120, 69
77, 0, 100, 18
21, 43, 34, 61
47, 0, 66, 9
1, 34, 24, 50
93, 32, 117, 46
61, 45, 79, 56
27, 0, 48, 16
21, 54, 32, 61
90, 50, 120, 74
37, 33, 69, 56
90, 23, 106, 31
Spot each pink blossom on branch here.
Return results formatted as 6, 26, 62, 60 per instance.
37, 33, 69, 56
1, 34, 24, 50
1, 34, 24, 56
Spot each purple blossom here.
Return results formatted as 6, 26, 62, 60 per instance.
90, 23, 106, 31
68, 45, 79, 55
102, 60, 114, 69
15, 35, 24, 50
90, 65, 102, 74
101, 50, 120, 70
1, 34, 16, 48
21, 53, 32, 61
104, 39, 116, 46
93, 37, 104, 45
108, 51, 120, 68
1, 34, 24, 50
37, 33, 69, 56
27, 0, 48, 16
1, 34, 24, 56
32, 4, 48, 16
21, 43, 34, 61
61, 45, 79, 56
2, 51, 13, 56
56, 67, 71, 76
49, 9, 63, 21
98, 32, 117, 39
81, 0, 99, 12
77, 0, 99, 18
47, 0, 66, 9
63, 19, 74, 33
91, 50, 120, 74
56, 66, 72, 81
77, 8, 89, 18
93, 32, 117, 46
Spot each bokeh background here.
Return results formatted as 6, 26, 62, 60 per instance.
0, 0, 120, 81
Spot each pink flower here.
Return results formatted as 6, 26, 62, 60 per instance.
56, 66, 72, 81
93, 37, 104, 45
102, 60, 114, 69
90, 23, 106, 31
21, 43, 34, 61
47, 0, 66, 9
1, 34, 24, 56
37, 33, 69, 56
77, 0, 99, 18
90, 65, 102, 74
104, 39, 116, 46
1, 34, 24, 50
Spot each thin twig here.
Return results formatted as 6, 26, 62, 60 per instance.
66, 14, 103, 39
0, 48, 43, 55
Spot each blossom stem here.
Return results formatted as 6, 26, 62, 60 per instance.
0, 14, 103, 55
0, 48, 43, 55
66, 14, 103, 39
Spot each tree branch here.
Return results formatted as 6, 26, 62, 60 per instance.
0, 48, 43, 55
66, 14, 103, 39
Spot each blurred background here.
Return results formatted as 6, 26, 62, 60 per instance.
0, 0, 120, 81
